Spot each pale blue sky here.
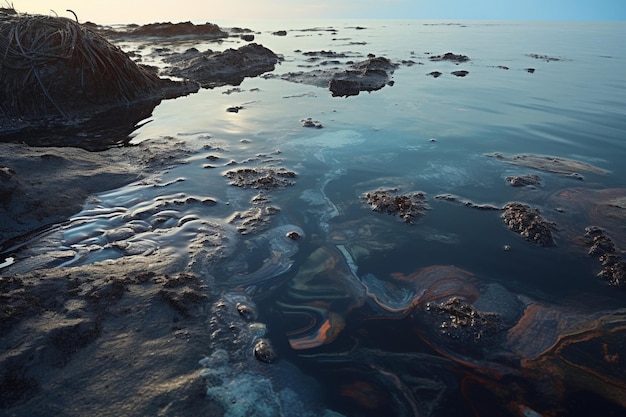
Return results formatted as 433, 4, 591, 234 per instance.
16, 0, 626, 23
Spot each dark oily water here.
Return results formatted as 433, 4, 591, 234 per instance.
2, 20, 626, 417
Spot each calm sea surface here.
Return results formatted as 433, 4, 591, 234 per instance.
7, 20, 626, 416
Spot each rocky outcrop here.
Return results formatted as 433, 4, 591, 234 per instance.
501, 202, 556, 246
584, 226, 626, 288
364, 189, 429, 223
329, 56, 397, 97
165, 43, 280, 88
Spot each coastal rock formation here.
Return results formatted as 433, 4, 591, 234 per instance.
505, 174, 542, 187
165, 43, 280, 88
584, 226, 626, 288
451, 70, 469, 77
224, 167, 297, 189
501, 202, 556, 246
128, 21, 227, 37
428, 52, 470, 63
270, 55, 397, 97
329, 56, 398, 97
364, 189, 429, 223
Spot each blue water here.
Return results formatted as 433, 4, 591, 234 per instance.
5, 20, 626, 416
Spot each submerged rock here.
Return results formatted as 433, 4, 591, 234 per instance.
487, 153, 608, 178
165, 43, 280, 88
505, 174, 542, 187
501, 202, 556, 246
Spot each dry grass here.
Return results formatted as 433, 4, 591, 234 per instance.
0, 8, 163, 119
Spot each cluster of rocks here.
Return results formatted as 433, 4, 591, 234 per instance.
501, 202, 556, 246
164, 43, 280, 88
425, 296, 503, 347
428, 52, 470, 63
224, 167, 297, 190
363, 189, 429, 223
584, 226, 626, 288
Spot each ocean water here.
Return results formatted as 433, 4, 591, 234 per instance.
4, 20, 626, 416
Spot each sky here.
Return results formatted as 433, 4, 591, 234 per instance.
10, 0, 626, 24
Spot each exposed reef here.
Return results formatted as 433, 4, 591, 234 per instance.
428, 52, 470, 63
329, 56, 398, 97
267, 55, 397, 97
505, 174, 542, 187
584, 226, 626, 288
224, 167, 297, 190
363, 189, 429, 223
501, 202, 556, 247
164, 43, 280, 88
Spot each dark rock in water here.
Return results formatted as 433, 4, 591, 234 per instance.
429, 52, 470, 63
501, 202, 556, 247
272, 30, 287, 36
364, 189, 429, 224
427, 71, 443, 78
525, 68, 536, 73
497, 65, 509, 70
451, 70, 469, 77
226, 106, 244, 113
584, 226, 626, 288
425, 296, 504, 348
301, 117, 323, 128
224, 167, 296, 189
253, 338, 276, 363
128, 21, 227, 38
240, 34, 255, 42
329, 56, 398, 97
505, 174, 542, 187
165, 43, 280, 88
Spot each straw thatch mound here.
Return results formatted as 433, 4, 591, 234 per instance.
0, 9, 198, 123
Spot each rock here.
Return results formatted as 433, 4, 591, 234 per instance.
240, 34, 255, 42
428, 52, 470, 63
272, 30, 287, 36
364, 189, 429, 224
165, 43, 280, 88
584, 226, 626, 288
526, 68, 536, 73
224, 167, 297, 190
427, 71, 443, 78
501, 202, 556, 247
329, 56, 398, 97
451, 70, 469, 77
128, 21, 227, 38
301, 117, 323, 128
505, 174, 542, 187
